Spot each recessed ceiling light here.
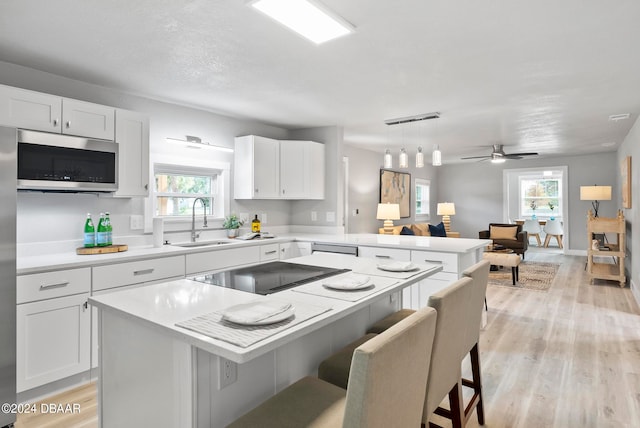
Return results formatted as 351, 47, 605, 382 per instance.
609, 113, 630, 122
249, 0, 354, 44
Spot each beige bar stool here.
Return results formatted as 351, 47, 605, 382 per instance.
317, 276, 476, 428
227, 306, 438, 428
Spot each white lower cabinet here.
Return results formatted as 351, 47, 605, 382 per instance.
16, 268, 92, 392
259, 243, 280, 262
186, 246, 261, 275
17, 293, 91, 392
279, 242, 312, 259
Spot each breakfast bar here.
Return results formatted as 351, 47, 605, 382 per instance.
89, 253, 444, 428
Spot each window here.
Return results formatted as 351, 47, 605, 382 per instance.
153, 164, 222, 219
415, 179, 430, 220
520, 175, 561, 218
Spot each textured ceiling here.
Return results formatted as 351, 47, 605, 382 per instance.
1, 0, 639, 163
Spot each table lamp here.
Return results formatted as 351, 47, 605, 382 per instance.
377, 203, 400, 234
580, 185, 611, 217
437, 202, 456, 233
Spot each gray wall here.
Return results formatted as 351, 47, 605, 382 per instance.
618, 116, 639, 297
289, 126, 343, 228
343, 144, 438, 233
436, 152, 618, 248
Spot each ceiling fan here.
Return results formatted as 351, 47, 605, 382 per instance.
461, 144, 539, 163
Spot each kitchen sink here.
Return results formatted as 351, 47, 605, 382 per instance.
171, 240, 233, 248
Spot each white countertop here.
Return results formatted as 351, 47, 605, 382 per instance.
17, 233, 490, 275
89, 254, 443, 363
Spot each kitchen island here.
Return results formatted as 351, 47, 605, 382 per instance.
89, 254, 443, 428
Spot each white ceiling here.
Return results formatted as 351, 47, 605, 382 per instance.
2, 0, 640, 164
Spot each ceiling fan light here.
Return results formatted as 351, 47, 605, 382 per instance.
432, 145, 442, 166
399, 148, 408, 168
416, 146, 424, 168
383, 149, 392, 168
491, 157, 506, 164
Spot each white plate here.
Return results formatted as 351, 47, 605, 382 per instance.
377, 262, 419, 272
323, 274, 373, 290
221, 302, 295, 326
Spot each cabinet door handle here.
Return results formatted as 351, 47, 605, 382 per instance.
255, 188, 259, 193
40, 281, 69, 290
83, 301, 89, 311
423, 259, 443, 264
375, 255, 391, 259
133, 268, 155, 276
265, 250, 277, 255
282, 189, 286, 194
66, 120, 71, 128
53, 119, 58, 127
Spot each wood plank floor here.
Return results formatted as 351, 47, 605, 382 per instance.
15, 248, 640, 428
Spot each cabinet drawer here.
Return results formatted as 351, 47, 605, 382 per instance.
186, 246, 260, 275
17, 268, 91, 304
92, 256, 185, 291
358, 246, 411, 261
411, 250, 458, 273
260, 244, 280, 262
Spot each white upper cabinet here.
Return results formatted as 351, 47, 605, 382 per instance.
0, 84, 115, 140
113, 108, 150, 197
234, 136, 325, 200
62, 98, 115, 140
234, 135, 280, 199
0, 84, 62, 133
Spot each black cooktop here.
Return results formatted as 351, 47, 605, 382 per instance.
191, 261, 350, 295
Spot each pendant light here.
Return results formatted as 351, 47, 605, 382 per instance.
399, 148, 408, 168
416, 146, 424, 168
383, 149, 392, 168
432, 144, 442, 166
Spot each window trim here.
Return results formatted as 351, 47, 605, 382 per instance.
414, 178, 431, 221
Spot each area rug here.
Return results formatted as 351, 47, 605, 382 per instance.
488, 261, 560, 291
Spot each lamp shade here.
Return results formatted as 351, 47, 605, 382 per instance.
580, 186, 612, 201
376, 203, 400, 220
437, 202, 456, 216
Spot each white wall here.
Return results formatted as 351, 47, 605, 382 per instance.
0, 61, 300, 244
618, 116, 639, 301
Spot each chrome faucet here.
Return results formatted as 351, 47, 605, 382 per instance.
191, 198, 208, 242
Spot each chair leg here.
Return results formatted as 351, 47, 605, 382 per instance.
535, 234, 541, 246
556, 235, 563, 249
448, 382, 464, 428
461, 344, 486, 425
543, 235, 551, 247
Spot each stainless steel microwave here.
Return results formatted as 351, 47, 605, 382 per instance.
17, 129, 118, 192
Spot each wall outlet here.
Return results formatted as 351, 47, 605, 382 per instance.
261, 213, 267, 224
129, 215, 144, 230
218, 357, 237, 389
311, 211, 317, 221
326, 211, 335, 222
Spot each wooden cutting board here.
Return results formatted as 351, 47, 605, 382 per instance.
76, 244, 128, 255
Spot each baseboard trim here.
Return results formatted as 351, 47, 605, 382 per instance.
631, 279, 639, 308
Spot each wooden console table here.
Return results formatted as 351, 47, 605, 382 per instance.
586, 210, 626, 287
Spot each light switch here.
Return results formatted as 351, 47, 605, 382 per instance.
130, 215, 144, 230
326, 212, 335, 222
311, 211, 317, 221
261, 213, 267, 224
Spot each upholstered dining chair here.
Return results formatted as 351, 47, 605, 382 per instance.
318, 276, 476, 428
543, 219, 564, 248
522, 219, 543, 246
227, 305, 438, 428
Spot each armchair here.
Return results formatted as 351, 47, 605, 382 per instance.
479, 223, 528, 258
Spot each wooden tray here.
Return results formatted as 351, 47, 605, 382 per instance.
76, 244, 128, 255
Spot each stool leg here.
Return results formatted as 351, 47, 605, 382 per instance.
511, 266, 516, 285
516, 266, 519, 281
